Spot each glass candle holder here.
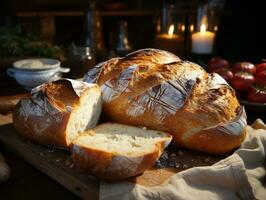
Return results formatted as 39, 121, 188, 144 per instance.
190, 0, 225, 55
115, 21, 132, 56
154, 3, 185, 56
84, 3, 107, 62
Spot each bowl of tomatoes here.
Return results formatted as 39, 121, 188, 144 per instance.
208, 58, 266, 111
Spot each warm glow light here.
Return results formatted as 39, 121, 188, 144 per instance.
200, 24, 207, 33
192, 22, 215, 54
190, 25, 194, 32
168, 25, 174, 35
181, 25, 185, 32
214, 26, 218, 32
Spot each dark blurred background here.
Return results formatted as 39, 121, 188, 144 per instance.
216, 0, 265, 62
0, 0, 265, 63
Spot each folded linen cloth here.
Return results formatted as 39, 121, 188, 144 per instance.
100, 119, 266, 200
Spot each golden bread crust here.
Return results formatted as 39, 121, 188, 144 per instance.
84, 48, 247, 154
13, 79, 100, 149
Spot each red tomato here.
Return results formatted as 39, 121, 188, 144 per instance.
255, 71, 266, 85
213, 68, 234, 82
255, 63, 266, 74
230, 72, 255, 91
208, 57, 229, 72
232, 62, 256, 74
247, 86, 266, 103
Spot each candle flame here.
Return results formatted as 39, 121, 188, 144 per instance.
181, 25, 185, 32
200, 24, 207, 33
168, 25, 174, 35
190, 25, 194, 32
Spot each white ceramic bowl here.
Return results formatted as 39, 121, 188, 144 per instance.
7, 58, 70, 91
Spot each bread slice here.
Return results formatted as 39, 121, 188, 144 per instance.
13, 79, 102, 148
72, 123, 172, 181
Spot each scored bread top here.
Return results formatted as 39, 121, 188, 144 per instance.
85, 48, 181, 86
84, 48, 240, 125
73, 123, 172, 157
84, 48, 247, 154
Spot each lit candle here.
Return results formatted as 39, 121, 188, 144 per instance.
192, 24, 215, 54
155, 25, 184, 55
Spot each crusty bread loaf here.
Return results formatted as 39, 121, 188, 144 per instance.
72, 122, 172, 181
13, 79, 102, 149
84, 48, 247, 154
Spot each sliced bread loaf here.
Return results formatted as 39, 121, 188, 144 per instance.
13, 79, 102, 149
72, 123, 172, 181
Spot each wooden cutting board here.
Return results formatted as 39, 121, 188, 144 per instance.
0, 114, 226, 199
